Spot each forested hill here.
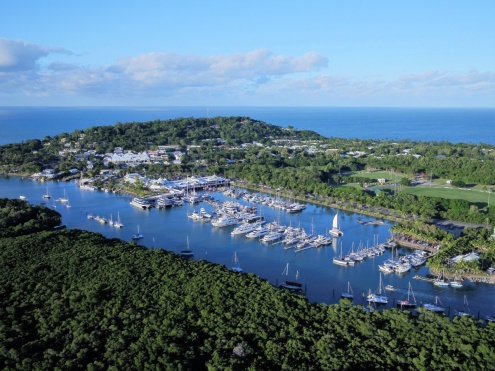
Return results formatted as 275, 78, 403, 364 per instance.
1, 201, 494, 370
59, 116, 323, 152
0, 116, 323, 168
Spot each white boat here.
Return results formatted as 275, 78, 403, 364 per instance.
367, 273, 388, 304
433, 271, 450, 287
341, 282, 354, 300
423, 296, 445, 313
113, 212, 124, 228
261, 231, 285, 243
42, 187, 51, 199
183, 194, 201, 204
56, 189, 69, 203
108, 214, 114, 227
329, 212, 344, 237
245, 226, 270, 239
132, 225, 143, 240
211, 215, 239, 227
230, 251, 242, 272
450, 274, 463, 288
394, 262, 411, 274
19, 195, 27, 200
282, 235, 300, 245
333, 242, 353, 266
130, 197, 151, 210
94, 215, 107, 224
180, 236, 194, 258
312, 234, 332, 247
379, 263, 395, 274
397, 282, 417, 308
231, 222, 261, 236
456, 295, 472, 317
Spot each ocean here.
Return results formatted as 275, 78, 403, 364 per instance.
0, 106, 494, 145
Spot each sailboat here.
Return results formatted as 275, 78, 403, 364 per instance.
396, 282, 417, 308
333, 242, 353, 266
42, 186, 51, 199
450, 273, 463, 288
132, 225, 143, 240
423, 296, 445, 313
180, 236, 194, 258
433, 271, 450, 287
279, 263, 303, 291
108, 214, 114, 227
113, 211, 124, 228
56, 189, 69, 203
456, 295, 472, 317
367, 273, 388, 304
329, 212, 344, 237
230, 251, 242, 272
341, 282, 354, 300
64, 191, 71, 208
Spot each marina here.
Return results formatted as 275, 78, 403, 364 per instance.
1, 175, 494, 320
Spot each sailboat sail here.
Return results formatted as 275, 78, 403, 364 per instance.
329, 212, 343, 237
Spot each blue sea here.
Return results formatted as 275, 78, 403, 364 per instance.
0, 106, 494, 145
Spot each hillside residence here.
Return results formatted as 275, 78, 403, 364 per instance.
449, 253, 480, 264
107, 152, 150, 165
347, 151, 367, 158
124, 173, 147, 184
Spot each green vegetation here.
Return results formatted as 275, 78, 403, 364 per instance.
401, 186, 491, 204
0, 198, 61, 238
1, 204, 494, 370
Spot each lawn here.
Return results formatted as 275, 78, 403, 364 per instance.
400, 186, 491, 205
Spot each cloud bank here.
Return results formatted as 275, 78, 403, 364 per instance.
0, 38, 493, 106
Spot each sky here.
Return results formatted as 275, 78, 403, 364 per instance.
1, 1, 494, 107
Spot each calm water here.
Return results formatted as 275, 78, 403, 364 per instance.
2, 176, 494, 319
0, 106, 494, 145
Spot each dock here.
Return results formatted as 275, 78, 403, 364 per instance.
295, 246, 313, 253
413, 275, 436, 283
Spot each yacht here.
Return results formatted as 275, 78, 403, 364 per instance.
245, 226, 270, 239
130, 197, 151, 210
211, 215, 239, 227
231, 222, 262, 236
261, 231, 285, 243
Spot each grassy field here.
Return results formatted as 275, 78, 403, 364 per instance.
400, 186, 490, 205
344, 170, 491, 205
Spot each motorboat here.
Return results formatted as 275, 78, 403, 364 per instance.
211, 215, 239, 227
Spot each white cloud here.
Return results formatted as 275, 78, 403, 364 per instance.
0, 38, 493, 106
0, 38, 71, 72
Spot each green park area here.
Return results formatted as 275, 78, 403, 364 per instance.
351, 170, 492, 206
